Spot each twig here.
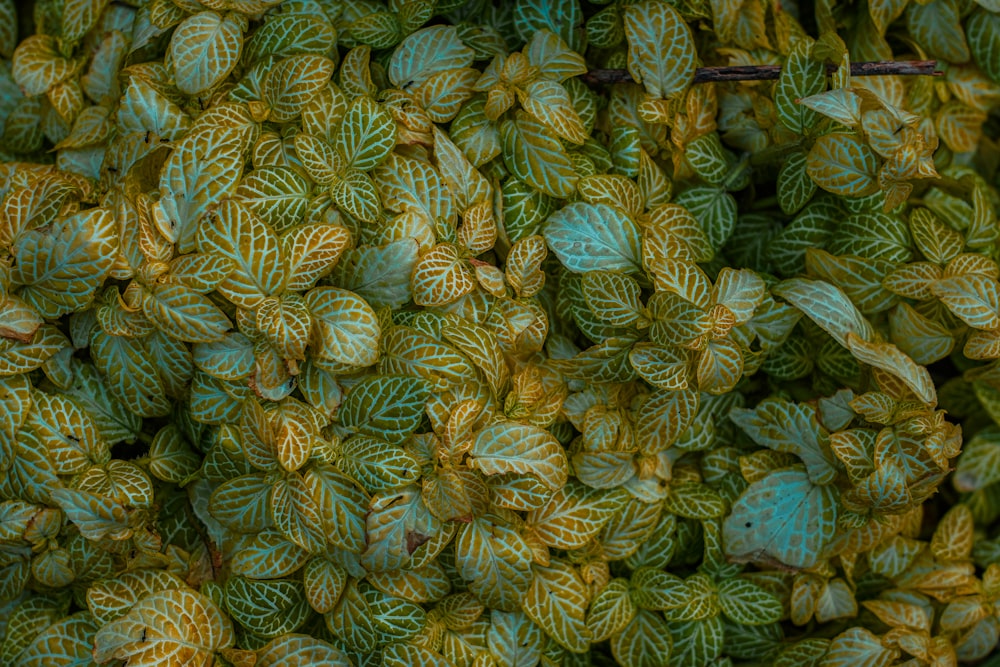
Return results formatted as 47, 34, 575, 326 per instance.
582, 60, 941, 85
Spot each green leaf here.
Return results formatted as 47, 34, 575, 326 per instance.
169, 11, 245, 96
198, 198, 286, 309
968, 8, 1000, 85
844, 334, 937, 404
339, 375, 429, 444
470, 421, 569, 490
500, 112, 578, 199
729, 399, 839, 484
488, 610, 545, 667
263, 55, 335, 124
520, 78, 588, 144
335, 95, 396, 172
49, 487, 128, 541
623, 1, 696, 99
514, 0, 584, 51
388, 25, 474, 88
303, 462, 368, 554
142, 283, 231, 344
527, 480, 627, 549
522, 560, 591, 653
773, 277, 875, 347
806, 133, 880, 198
363, 484, 440, 571
304, 286, 380, 367
225, 576, 311, 638
93, 588, 234, 665
16, 612, 99, 667
723, 468, 839, 569
337, 434, 420, 493
256, 634, 351, 667
582, 271, 647, 328
774, 41, 825, 133
587, 579, 636, 642
544, 202, 643, 274
717, 578, 783, 625
457, 514, 533, 612
610, 608, 672, 667
777, 151, 817, 215
12, 207, 117, 319
931, 273, 1000, 330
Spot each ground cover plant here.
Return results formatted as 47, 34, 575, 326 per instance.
3, 0, 1000, 665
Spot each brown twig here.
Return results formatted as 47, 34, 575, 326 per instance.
582, 60, 941, 85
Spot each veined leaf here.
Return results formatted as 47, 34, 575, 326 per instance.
724, 468, 839, 569
500, 112, 578, 199
806, 133, 880, 198
544, 202, 643, 275
13, 207, 117, 319
470, 421, 569, 490
169, 11, 246, 96
522, 560, 591, 653
623, 1, 696, 99
143, 283, 231, 343
304, 286, 380, 367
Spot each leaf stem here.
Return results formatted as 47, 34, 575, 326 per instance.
583, 60, 941, 85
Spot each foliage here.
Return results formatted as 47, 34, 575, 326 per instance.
1, 0, 1000, 666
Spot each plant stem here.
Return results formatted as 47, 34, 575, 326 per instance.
583, 60, 941, 85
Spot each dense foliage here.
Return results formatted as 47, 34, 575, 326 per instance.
3, 0, 1000, 665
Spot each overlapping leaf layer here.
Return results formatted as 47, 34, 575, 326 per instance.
1, 0, 1000, 665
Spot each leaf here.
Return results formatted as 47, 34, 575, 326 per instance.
623, 1, 696, 99
610, 609, 672, 667
773, 278, 875, 347
256, 634, 351, 667
544, 202, 643, 275
717, 578, 783, 626
335, 95, 396, 172
389, 25, 474, 88
500, 112, 578, 199
338, 435, 420, 493
12, 35, 76, 97
775, 41, 826, 133
587, 579, 636, 642
844, 334, 937, 404
806, 133, 880, 198
470, 421, 569, 490
968, 8, 1000, 85
226, 577, 311, 639
729, 399, 839, 484
142, 283, 231, 343
270, 472, 325, 552
169, 11, 245, 96
411, 243, 476, 307
527, 480, 627, 549
304, 286, 380, 367
49, 487, 129, 541
520, 78, 588, 144
12, 207, 117, 319
210, 473, 273, 533
263, 55, 335, 123
163, 126, 246, 254
931, 273, 1000, 330
16, 612, 100, 667
281, 224, 351, 291
457, 514, 533, 612
339, 375, 429, 445
823, 627, 900, 667
723, 468, 840, 569
380, 325, 478, 390
582, 271, 647, 328
522, 560, 591, 653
